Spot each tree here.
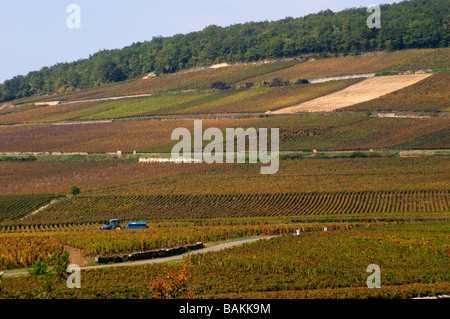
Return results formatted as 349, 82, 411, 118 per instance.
295, 79, 309, 85
70, 185, 81, 196
41, 251, 70, 299
27, 250, 70, 299
269, 78, 284, 87
0, 0, 448, 102
28, 260, 48, 275
96, 60, 126, 83
211, 81, 229, 90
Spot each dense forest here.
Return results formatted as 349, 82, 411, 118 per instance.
1, 0, 448, 102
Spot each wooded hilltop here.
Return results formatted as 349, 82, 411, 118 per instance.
0, 0, 448, 102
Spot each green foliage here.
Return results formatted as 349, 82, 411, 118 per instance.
350, 151, 368, 158
1, 0, 448, 102
39, 251, 70, 299
0, 156, 37, 162
70, 186, 81, 196
375, 71, 399, 76
28, 260, 48, 275
210, 81, 229, 90
281, 153, 304, 160
294, 79, 309, 84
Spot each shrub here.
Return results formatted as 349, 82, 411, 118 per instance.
28, 260, 48, 275
269, 78, 284, 87
150, 267, 194, 299
281, 153, 304, 160
295, 79, 309, 85
375, 71, 399, 76
350, 151, 367, 158
1, 156, 37, 162
70, 185, 81, 196
211, 81, 229, 90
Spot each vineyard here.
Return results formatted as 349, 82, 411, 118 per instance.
0, 116, 449, 153
2, 48, 449, 126
11, 190, 450, 225
271, 74, 432, 113
9, 60, 298, 106
1, 221, 448, 298
0, 41, 448, 301
76, 79, 360, 120
1, 157, 449, 196
0, 79, 361, 124
236, 48, 449, 84
0, 221, 362, 269
11, 47, 447, 107
343, 71, 450, 112
0, 194, 60, 223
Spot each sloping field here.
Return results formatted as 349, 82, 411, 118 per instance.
7, 48, 448, 108
237, 48, 449, 85
342, 71, 450, 112
0, 116, 448, 152
1, 157, 448, 196
14, 190, 450, 225
0, 194, 60, 222
8, 60, 297, 105
270, 74, 431, 113
0, 80, 361, 124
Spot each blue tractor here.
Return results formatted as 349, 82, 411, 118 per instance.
102, 219, 121, 230
102, 219, 149, 230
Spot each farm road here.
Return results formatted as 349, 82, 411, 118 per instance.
2, 236, 276, 276
82, 236, 277, 270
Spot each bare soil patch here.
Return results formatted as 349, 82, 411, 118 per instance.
64, 245, 89, 266
270, 74, 431, 113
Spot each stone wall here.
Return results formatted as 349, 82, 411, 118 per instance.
139, 157, 202, 163
95, 242, 204, 263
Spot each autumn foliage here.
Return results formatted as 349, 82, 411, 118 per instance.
150, 267, 194, 299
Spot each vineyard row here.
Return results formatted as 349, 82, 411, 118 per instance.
15, 189, 450, 225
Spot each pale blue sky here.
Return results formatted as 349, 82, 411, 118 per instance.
0, 0, 398, 83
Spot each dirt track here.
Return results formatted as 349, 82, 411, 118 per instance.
269, 74, 432, 113
2, 236, 275, 276
81, 236, 275, 270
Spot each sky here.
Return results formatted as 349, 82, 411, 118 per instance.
0, 0, 399, 84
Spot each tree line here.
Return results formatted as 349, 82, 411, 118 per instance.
1, 0, 448, 102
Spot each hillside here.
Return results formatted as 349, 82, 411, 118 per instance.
270, 74, 432, 113
1, 48, 449, 125
342, 71, 450, 112
1, 0, 448, 103
0, 116, 448, 153
0, 0, 449, 302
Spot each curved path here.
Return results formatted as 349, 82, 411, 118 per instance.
2, 236, 276, 276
